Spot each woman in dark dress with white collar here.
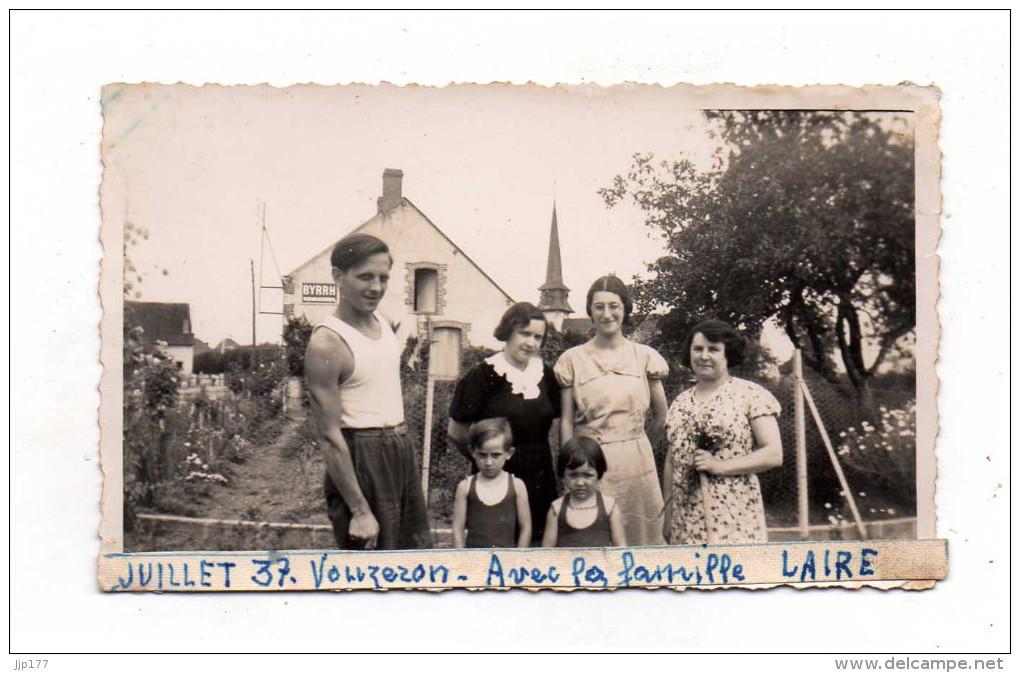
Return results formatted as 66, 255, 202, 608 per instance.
448, 303, 560, 544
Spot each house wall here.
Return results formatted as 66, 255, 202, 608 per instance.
164, 345, 194, 374
283, 203, 512, 352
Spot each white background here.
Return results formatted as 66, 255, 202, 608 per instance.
8, 9, 1013, 666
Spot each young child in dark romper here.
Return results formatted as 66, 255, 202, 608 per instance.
542, 436, 627, 548
451, 418, 532, 548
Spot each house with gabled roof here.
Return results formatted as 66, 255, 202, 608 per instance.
282, 169, 514, 380
124, 300, 195, 373
215, 337, 241, 353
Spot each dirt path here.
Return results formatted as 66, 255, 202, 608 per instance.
131, 405, 455, 551
200, 408, 331, 528
128, 407, 336, 551
203, 415, 290, 521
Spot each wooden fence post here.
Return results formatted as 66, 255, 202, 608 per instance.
800, 379, 868, 539
420, 375, 435, 501
793, 349, 809, 540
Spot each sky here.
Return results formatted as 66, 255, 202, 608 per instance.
102, 84, 719, 346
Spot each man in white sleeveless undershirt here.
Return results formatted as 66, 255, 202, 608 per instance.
304, 233, 431, 550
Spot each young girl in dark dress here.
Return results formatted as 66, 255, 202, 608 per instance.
542, 436, 627, 548
451, 418, 532, 548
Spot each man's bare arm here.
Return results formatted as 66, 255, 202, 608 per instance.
304, 328, 379, 548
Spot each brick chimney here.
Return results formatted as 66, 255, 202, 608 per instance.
377, 168, 404, 213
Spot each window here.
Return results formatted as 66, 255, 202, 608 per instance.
413, 268, 438, 313
429, 326, 461, 380
405, 262, 447, 316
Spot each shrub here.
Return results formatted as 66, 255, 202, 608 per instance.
123, 322, 184, 522
123, 321, 180, 416
193, 350, 224, 374
283, 315, 314, 377
836, 400, 917, 512
123, 331, 287, 544
221, 344, 283, 372
224, 346, 289, 404
541, 329, 587, 368
461, 344, 498, 370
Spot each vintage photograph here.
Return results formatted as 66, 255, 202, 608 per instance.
16, 7, 1012, 661
99, 83, 940, 587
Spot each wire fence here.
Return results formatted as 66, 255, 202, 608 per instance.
402, 342, 917, 538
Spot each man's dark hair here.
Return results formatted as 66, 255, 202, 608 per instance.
330, 233, 392, 271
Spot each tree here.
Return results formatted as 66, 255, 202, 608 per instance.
601, 111, 915, 403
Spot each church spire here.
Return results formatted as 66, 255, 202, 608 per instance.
539, 203, 568, 292
537, 201, 573, 330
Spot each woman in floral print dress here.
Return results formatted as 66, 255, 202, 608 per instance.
664, 320, 783, 545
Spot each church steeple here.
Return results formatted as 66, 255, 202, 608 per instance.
537, 202, 573, 331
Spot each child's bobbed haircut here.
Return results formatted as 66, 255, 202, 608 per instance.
468, 417, 513, 451
557, 435, 607, 479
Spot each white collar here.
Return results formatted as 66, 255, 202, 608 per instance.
486, 351, 543, 400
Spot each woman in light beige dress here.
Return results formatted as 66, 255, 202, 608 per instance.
554, 275, 669, 546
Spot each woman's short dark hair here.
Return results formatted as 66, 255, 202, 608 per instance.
557, 435, 607, 479
493, 302, 549, 344
681, 319, 747, 368
330, 233, 392, 272
585, 275, 633, 324
469, 417, 513, 451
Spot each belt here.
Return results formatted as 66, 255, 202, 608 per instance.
345, 424, 407, 437
583, 432, 644, 444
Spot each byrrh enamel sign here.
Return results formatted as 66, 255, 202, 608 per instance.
302, 282, 337, 304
